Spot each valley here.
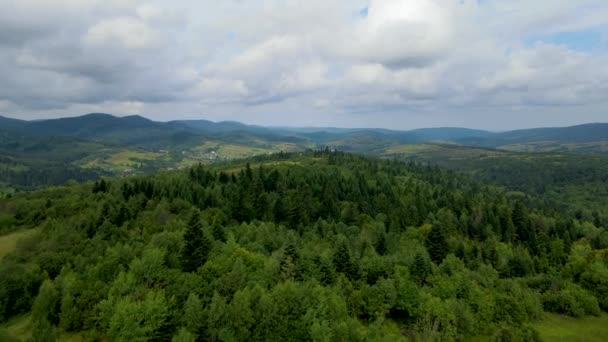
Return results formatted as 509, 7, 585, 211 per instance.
1, 114, 607, 341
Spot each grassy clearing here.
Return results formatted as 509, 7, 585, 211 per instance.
0, 187, 15, 198
0, 229, 37, 260
533, 313, 608, 342
192, 141, 275, 158
81, 149, 165, 171
500, 141, 608, 154
1, 314, 98, 342
382, 143, 505, 160
1, 314, 31, 341
383, 143, 443, 155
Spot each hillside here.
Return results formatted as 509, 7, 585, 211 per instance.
0, 152, 606, 341
457, 123, 608, 151
1, 113, 607, 191
382, 143, 608, 227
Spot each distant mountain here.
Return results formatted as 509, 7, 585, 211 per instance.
1, 113, 201, 148
0, 115, 27, 131
409, 127, 493, 141
2, 113, 607, 153
458, 123, 608, 147
171, 119, 273, 135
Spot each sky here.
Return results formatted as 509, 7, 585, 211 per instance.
0, 0, 607, 130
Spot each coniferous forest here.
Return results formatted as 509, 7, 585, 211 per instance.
1, 151, 607, 341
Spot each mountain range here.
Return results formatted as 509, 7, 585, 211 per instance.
1, 113, 607, 190
2, 113, 607, 150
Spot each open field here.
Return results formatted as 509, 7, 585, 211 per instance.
382, 143, 506, 160
0, 229, 37, 260
499, 141, 608, 154
534, 313, 608, 342
0, 314, 99, 342
80, 149, 166, 172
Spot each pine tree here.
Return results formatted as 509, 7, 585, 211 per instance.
512, 202, 528, 242
333, 241, 357, 279
375, 233, 387, 256
280, 243, 299, 280
317, 257, 335, 286
411, 253, 432, 285
212, 224, 226, 243
426, 224, 448, 264
181, 212, 212, 272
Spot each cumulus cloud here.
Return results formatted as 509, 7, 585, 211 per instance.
0, 0, 607, 129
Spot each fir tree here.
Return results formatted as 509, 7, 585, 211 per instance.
426, 224, 448, 264
280, 243, 299, 280
411, 253, 432, 285
375, 233, 387, 256
317, 257, 335, 286
181, 212, 212, 272
212, 224, 226, 243
333, 241, 357, 279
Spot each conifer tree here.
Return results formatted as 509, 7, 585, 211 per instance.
280, 243, 299, 280
426, 224, 448, 264
333, 241, 357, 279
411, 253, 432, 285
212, 224, 226, 243
375, 233, 387, 256
181, 212, 211, 272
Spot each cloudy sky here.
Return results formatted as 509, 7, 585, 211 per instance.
1, 0, 607, 130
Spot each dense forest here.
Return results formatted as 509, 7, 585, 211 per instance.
1, 151, 607, 341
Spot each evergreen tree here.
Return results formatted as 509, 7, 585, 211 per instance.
280, 243, 299, 280
181, 212, 211, 272
212, 224, 226, 243
317, 257, 335, 286
375, 233, 387, 256
411, 253, 432, 285
426, 225, 448, 264
512, 202, 528, 242
333, 241, 357, 279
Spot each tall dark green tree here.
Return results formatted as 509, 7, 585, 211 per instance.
333, 240, 357, 280
212, 224, 226, 243
410, 253, 432, 285
181, 212, 212, 272
426, 224, 448, 264
375, 233, 387, 256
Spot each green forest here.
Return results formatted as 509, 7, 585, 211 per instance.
1, 151, 607, 341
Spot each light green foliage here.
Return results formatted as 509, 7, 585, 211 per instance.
107, 290, 170, 342
31, 280, 60, 324
172, 327, 196, 342
182, 293, 204, 336
534, 313, 608, 342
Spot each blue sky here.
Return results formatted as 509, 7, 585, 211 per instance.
0, 0, 607, 130
525, 29, 605, 51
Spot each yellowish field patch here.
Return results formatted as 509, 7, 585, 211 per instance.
534, 313, 608, 342
1, 314, 101, 342
384, 144, 443, 155
0, 229, 37, 260
81, 149, 165, 171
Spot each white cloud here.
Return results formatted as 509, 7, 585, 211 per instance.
85, 17, 158, 49
0, 0, 607, 128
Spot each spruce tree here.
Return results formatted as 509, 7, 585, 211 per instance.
411, 253, 432, 285
280, 243, 299, 280
375, 233, 387, 256
426, 224, 448, 264
181, 212, 211, 272
212, 224, 226, 243
318, 258, 335, 286
333, 241, 357, 279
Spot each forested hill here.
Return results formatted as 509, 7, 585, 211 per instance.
1, 152, 607, 341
